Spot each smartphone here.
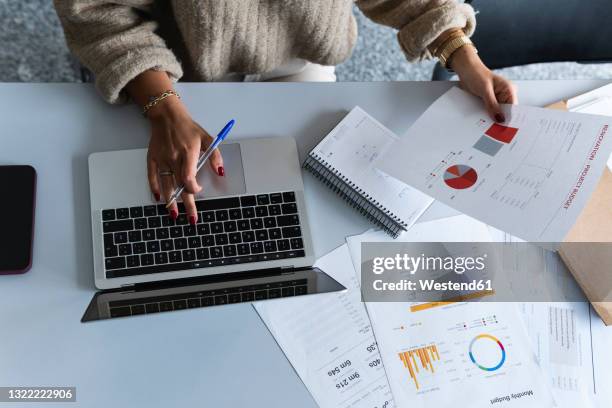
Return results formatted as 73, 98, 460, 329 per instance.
0, 165, 36, 274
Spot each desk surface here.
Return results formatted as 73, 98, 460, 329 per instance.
0, 80, 610, 407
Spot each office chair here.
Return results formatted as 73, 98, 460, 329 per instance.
432, 0, 612, 80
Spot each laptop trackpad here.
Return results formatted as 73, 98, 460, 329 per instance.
194, 143, 246, 198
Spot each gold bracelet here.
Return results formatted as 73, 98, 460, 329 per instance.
142, 90, 180, 117
438, 36, 477, 69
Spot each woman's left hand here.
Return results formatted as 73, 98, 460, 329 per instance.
450, 45, 517, 122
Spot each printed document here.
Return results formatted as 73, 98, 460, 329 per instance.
376, 87, 612, 242
254, 245, 394, 408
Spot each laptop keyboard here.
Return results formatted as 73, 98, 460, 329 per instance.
101, 192, 305, 278
107, 278, 308, 318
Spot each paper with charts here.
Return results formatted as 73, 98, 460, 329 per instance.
254, 245, 394, 408
376, 87, 612, 242
345, 219, 555, 408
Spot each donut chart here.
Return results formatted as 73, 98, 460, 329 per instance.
443, 165, 478, 190
468, 334, 506, 372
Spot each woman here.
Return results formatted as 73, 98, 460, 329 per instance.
55, 0, 516, 225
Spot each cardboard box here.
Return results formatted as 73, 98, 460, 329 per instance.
548, 98, 612, 325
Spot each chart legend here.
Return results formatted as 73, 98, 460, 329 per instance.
398, 345, 440, 390
443, 165, 478, 190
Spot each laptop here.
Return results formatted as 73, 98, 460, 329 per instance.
82, 137, 345, 322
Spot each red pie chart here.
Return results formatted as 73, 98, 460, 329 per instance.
443, 165, 478, 190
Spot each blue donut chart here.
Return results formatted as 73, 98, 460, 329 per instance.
468, 334, 506, 372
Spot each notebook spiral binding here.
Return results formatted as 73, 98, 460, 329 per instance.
303, 154, 407, 238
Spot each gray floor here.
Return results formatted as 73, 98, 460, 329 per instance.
1, 0, 612, 83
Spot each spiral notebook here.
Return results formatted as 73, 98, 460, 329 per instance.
304, 107, 433, 237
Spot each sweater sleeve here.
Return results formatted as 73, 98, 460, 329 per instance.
54, 0, 183, 104
356, 0, 476, 61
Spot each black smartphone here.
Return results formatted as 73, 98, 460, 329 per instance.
0, 165, 36, 274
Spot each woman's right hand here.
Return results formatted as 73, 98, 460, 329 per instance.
146, 96, 224, 224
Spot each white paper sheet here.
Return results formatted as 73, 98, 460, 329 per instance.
345, 217, 555, 408
376, 87, 612, 242
254, 245, 395, 408
311, 106, 433, 229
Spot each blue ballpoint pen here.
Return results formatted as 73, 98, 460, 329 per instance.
166, 119, 235, 208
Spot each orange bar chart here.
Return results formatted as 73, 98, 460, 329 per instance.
398, 344, 440, 390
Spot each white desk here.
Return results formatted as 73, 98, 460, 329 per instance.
0, 81, 610, 407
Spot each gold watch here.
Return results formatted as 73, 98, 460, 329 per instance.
437, 36, 477, 70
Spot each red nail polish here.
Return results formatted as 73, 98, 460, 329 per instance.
189, 215, 197, 225
217, 166, 225, 177
154, 193, 160, 202
170, 209, 178, 220
495, 114, 505, 123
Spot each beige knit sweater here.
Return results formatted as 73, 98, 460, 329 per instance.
54, 0, 475, 104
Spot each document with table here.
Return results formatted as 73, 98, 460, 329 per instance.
375, 87, 612, 242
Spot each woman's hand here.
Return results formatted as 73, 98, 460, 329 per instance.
450, 46, 517, 122
146, 96, 224, 224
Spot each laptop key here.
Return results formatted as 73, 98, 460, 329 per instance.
215, 209, 229, 221
250, 242, 263, 254
202, 297, 214, 306
105, 256, 125, 270
159, 301, 173, 312
282, 203, 298, 214
196, 247, 210, 260
183, 225, 196, 236
223, 245, 237, 257
264, 241, 277, 252
102, 209, 115, 221
229, 208, 242, 220
116, 208, 130, 219
277, 239, 290, 251
224, 220, 237, 232
257, 194, 270, 205
237, 244, 250, 255
255, 206, 268, 217
143, 229, 156, 241
211, 222, 223, 234
270, 193, 282, 204
155, 252, 168, 264
110, 306, 131, 318
133, 242, 146, 254
146, 241, 160, 253
197, 224, 210, 235
188, 237, 201, 248
103, 219, 133, 233
161, 239, 174, 251
269, 228, 281, 239
282, 226, 301, 238
268, 204, 281, 216
169, 251, 182, 263
105, 245, 118, 257
290, 238, 304, 249
104, 233, 114, 246
176, 214, 188, 225
201, 235, 215, 247
130, 206, 143, 218
229, 232, 242, 244
161, 216, 175, 227
264, 217, 276, 228
201, 211, 214, 222
126, 255, 140, 267
282, 191, 296, 202
281, 287, 295, 297
240, 195, 256, 207
157, 205, 169, 216
228, 293, 241, 303
242, 207, 255, 218
141, 254, 154, 266
144, 205, 157, 216
114, 232, 128, 244
250, 218, 263, 229
182, 249, 196, 261
215, 295, 228, 305
269, 289, 281, 299
242, 292, 255, 302
134, 218, 148, 229
145, 303, 160, 313
277, 214, 299, 226
174, 238, 188, 250
131, 305, 146, 315
119, 244, 132, 256
211, 247, 223, 258
255, 230, 268, 241
148, 216, 161, 228
187, 298, 201, 308
242, 231, 255, 242
255, 290, 268, 300
215, 234, 228, 246
170, 226, 183, 238
237, 220, 250, 231
156, 228, 169, 240
129, 230, 142, 242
